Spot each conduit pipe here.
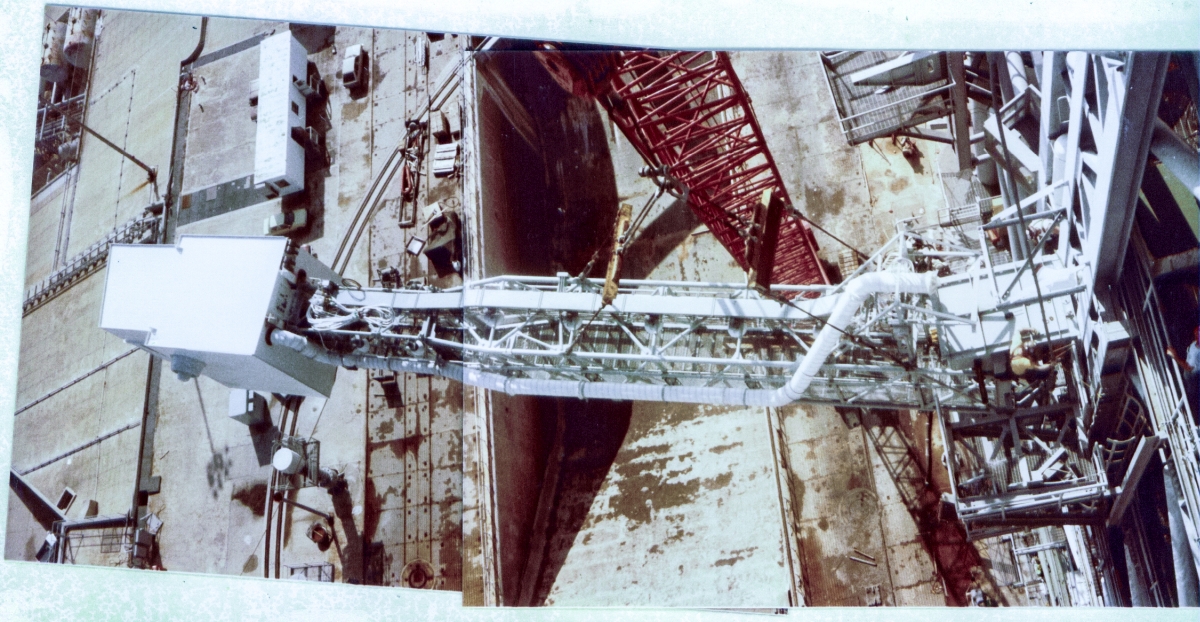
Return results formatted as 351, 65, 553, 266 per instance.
273, 271, 938, 407
1150, 118, 1200, 201
1005, 51, 1029, 95
771, 270, 936, 405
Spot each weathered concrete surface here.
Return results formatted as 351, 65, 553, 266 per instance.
470, 50, 619, 278
66, 11, 199, 259
364, 374, 463, 589
144, 18, 405, 585
460, 47, 627, 606
461, 386, 489, 605
539, 404, 792, 607
13, 13, 965, 607
730, 51, 945, 273
357, 31, 468, 594
527, 174, 793, 606
490, 394, 552, 604
6, 10, 189, 567
23, 171, 72, 288
778, 404, 950, 606
7, 14, 391, 585
513, 50, 953, 608
779, 404, 893, 606
148, 368, 367, 580
7, 335, 144, 569
9, 261, 146, 565
179, 46, 260, 196
5, 477, 51, 561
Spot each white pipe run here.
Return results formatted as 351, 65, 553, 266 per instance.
1005, 51, 1029, 94
770, 270, 936, 405
1150, 118, 1200, 201
273, 271, 939, 407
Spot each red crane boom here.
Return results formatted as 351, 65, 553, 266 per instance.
535, 48, 830, 289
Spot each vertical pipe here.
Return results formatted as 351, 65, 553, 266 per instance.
1123, 522, 1152, 606
1005, 52, 1029, 95
1030, 52, 1044, 90
1165, 464, 1200, 606
947, 52, 973, 172
972, 100, 998, 187
1038, 53, 1056, 207
263, 469, 274, 578
1150, 118, 1200, 201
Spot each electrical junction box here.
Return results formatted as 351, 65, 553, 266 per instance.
254, 31, 307, 198
99, 235, 339, 397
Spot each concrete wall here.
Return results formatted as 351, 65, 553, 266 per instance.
24, 169, 72, 289
465, 48, 626, 604
7, 8, 213, 564
148, 17, 369, 580
729, 51, 947, 272
8, 13, 378, 581
489, 394, 552, 604
472, 49, 619, 277
10, 269, 147, 540
538, 403, 792, 607
5, 479, 50, 561
66, 11, 196, 257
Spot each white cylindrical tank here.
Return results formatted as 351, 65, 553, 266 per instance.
64, 8, 98, 68
41, 21, 68, 83
272, 448, 303, 474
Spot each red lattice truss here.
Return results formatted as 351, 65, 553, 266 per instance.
550, 50, 830, 288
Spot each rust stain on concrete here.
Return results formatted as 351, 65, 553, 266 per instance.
714, 546, 757, 567
230, 480, 268, 517
710, 442, 743, 454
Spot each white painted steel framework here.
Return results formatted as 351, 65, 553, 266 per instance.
272, 216, 1109, 529
288, 231, 985, 410
949, 50, 1200, 589
94, 47, 1196, 573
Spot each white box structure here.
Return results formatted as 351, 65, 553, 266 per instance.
228, 389, 268, 426
254, 32, 307, 197
100, 236, 338, 397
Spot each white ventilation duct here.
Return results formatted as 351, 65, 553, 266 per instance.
273, 270, 938, 407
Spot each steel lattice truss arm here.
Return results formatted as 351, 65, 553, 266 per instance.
292, 272, 982, 410
286, 258, 1108, 529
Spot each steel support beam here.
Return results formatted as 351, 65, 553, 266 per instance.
1092, 52, 1171, 289
947, 52, 974, 172
1106, 433, 1166, 527
1150, 118, 1200, 201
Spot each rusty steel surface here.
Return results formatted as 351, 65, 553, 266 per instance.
537, 49, 829, 289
